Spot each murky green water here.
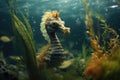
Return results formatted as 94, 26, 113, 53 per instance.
0, 0, 120, 80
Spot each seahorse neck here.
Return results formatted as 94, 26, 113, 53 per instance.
48, 32, 64, 52
45, 32, 65, 68
48, 33, 60, 44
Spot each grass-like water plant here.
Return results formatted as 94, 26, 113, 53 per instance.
7, 0, 42, 80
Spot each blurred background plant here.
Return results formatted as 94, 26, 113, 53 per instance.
82, 0, 120, 80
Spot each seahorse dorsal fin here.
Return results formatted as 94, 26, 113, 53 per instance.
52, 11, 59, 18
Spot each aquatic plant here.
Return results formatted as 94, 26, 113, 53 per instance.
81, 42, 87, 61
8, 0, 41, 80
82, 0, 120, 80
37, 11, 71, 68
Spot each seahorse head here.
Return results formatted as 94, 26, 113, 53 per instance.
40, 11, 70, 42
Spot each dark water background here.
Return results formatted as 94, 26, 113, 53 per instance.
0, 0, 120, 57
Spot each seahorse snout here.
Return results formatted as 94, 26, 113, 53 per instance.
63, 27, 70, 35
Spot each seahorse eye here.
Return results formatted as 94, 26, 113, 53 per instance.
53, 22, 57, 26
52, 22, 58, 29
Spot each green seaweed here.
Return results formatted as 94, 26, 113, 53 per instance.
8, 0, 41, 80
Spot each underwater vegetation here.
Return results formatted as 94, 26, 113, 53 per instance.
82, 0, 120, 80
8, 0, 41, 80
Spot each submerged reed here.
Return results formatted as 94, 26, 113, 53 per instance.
8, 0, 41, 80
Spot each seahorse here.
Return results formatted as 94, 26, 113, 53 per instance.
37, 11, 70, 68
